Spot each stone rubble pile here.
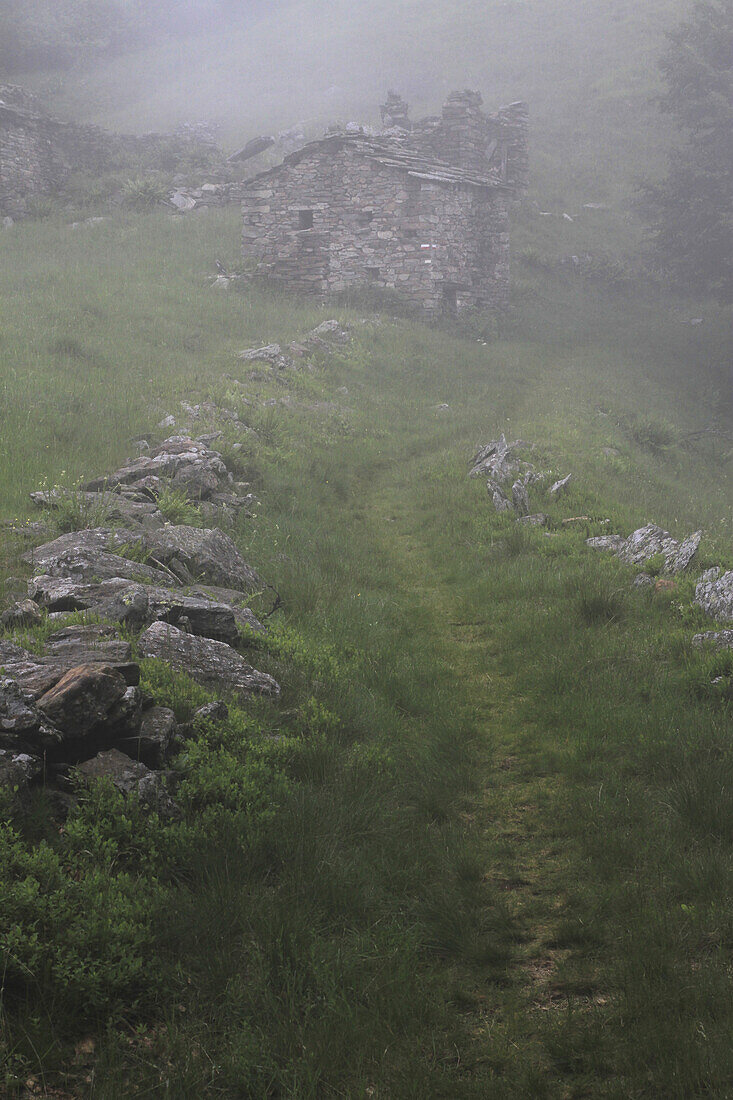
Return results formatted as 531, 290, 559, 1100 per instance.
0, 320, 353, 818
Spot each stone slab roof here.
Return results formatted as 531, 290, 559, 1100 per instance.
244, 132, 510, 192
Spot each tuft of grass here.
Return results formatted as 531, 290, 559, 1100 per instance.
156, 486, 203, 525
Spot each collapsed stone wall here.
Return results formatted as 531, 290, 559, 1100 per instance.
242, 147, 510, 314
0, 82, 219, 216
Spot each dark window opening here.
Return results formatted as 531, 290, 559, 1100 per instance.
298, 210, 314, 230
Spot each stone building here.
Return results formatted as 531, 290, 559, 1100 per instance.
241, 91, 528, 315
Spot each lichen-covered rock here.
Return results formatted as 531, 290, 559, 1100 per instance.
43, 624, 133, 665
470, 435, 522, 481
587, 525, 702, 575
487, 479, 514, 513
139, 622, 280, 698
0, 675, 63, 751
511, 480, 530, 516
695, 571, 733, 622
141, 526, 261, 592
84, 436, 230, 501
76, 749, 179, 817
692, 630, 733, 650
517, 513, 548, 527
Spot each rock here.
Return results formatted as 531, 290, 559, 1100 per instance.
85, 437, 229, 501
37, 664, 128, 737
0, 635, 139, 699
30, 576, 241, 644
470, 435, 522, 481
139, 622, 280, 698
692, 630, 733, 651
517, 513, 547, 527
2, 216, 14, 229
511, 480, 530, 516
668, 531, 703, 573
618, 524, 702, 574
305, 319, 350, 345
634, 573, 655, 588
487, 480, 514, 513
30, 577, 150, 627
142, 526, 261, 592
212, 276, 230, 290
0, 750, 42, 789
158, 414, 176, 429
44, 624, 132, 665
0, 676, 62, 751
695, 571, 733, 622
699, 567, 721, 584
117, 706, 177, 767
29, 489, 163, 528
548, 474, 572, 497
193, 700, 229, 724
185, 584, 266, 634
76, 749, 179, 817
586, 535, 626, 553
28, 545, 175, 587
0, 599, 43, 629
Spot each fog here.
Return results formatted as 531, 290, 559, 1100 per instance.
18, 0, 686, 205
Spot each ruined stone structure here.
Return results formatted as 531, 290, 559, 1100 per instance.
241, 91, 528, 315
0, 83, 218, 217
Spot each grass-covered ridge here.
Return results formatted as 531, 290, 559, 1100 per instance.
0, 205, 731, 1094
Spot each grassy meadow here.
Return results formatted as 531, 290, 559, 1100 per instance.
0, 202, 731, 1095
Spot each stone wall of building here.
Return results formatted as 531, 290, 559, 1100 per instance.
242, 147, 510, 314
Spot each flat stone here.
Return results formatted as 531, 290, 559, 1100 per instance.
517, 513, 547, 527
44, 624, 132, 665
29, 577, 151, 628
139, 622, 280, 698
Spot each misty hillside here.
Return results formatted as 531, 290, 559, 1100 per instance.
25, 0, 689, 212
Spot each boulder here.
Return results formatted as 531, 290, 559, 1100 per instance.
28, 545, 174, 587
305, 319, 350, 345
692, 630, 733, 651
117, 705, 177, 767
695, 570, 733, 622
37, 664, 128, 737
141, 526, 261, 592
185, 583, 266, 633
0, 599, 42, 629
487, 479, 514, 513
139, 622, 280, 698
76, 749, 179, 817
193, 700, 229, 724
237, 343, 295, 370
517, 513, 548, 527
84, 437, 229, 500
617, 524, 702, 574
